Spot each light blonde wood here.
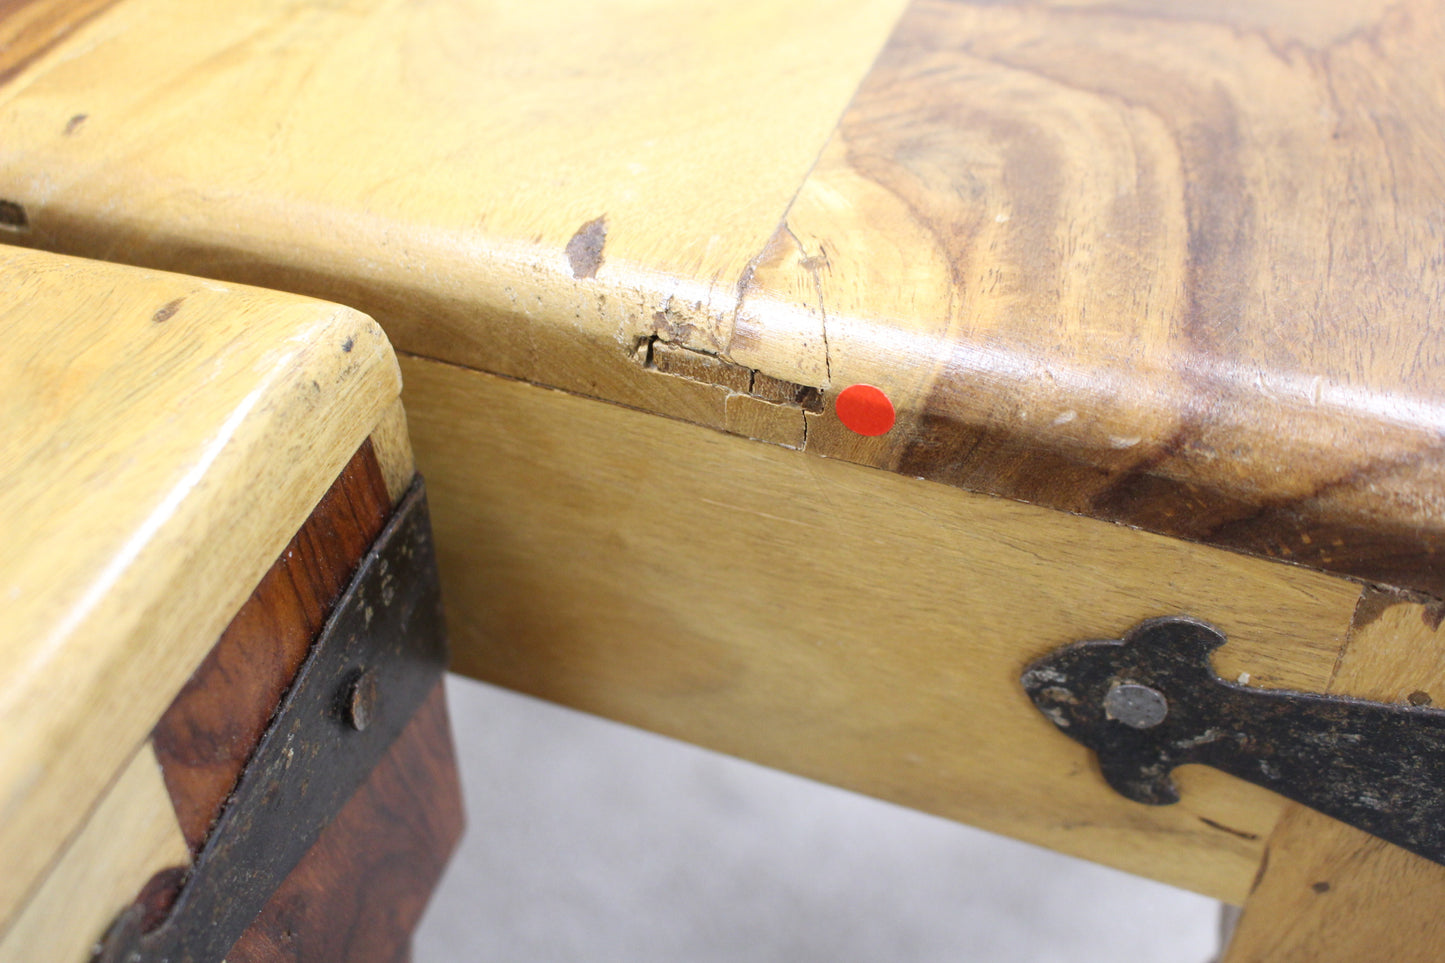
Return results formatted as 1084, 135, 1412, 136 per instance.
0, 743, 188, 963
0, 0, 906, 442
400, 353, 1365, 903
0, 246, 400, 929
723, 393, 807, 450
370, 396, 416, 507
4, 0, 1443, 938
1222, 594, 1445, 962
3, 0, 1443, 593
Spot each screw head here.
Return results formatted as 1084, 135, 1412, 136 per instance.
346, 669, 379, 732
1104, 682, 1169, 729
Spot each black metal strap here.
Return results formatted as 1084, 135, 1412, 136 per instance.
97, 477, 447, 963
1024, 616, 1445, 867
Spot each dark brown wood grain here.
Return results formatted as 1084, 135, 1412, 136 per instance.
226, 681, 465, 963
7, 0, 1442, 598
143, 439, 461, 959
748, 0, 1445, 596
151, 439, 393, 851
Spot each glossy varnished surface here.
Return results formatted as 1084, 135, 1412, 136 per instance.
0, 246, 399, 931
1, 0, 1442, 592
760, 0, 1445, 595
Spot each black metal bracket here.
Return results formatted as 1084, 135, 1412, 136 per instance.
96, 477, 447, 963
1022, 616, 1445, 867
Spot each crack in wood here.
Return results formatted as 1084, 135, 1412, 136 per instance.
640, 336, 823, 413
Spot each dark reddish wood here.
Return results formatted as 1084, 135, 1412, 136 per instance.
151, 439, 393, 852
139, 439, 460, 961
134, 865, 187, 933
226, 681, 465, 963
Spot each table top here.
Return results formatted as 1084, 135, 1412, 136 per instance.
0, 245, 399, 929
1, 0, 1441, 593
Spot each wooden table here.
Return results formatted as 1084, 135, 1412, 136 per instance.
3, 0, 1444, 958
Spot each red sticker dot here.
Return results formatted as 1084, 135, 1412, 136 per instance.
835, 384, 895, 436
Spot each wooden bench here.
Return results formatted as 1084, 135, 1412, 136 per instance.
3, 0, 1444, 958
0, 246, 460, 961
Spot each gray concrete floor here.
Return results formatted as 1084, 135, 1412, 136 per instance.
415, 675, 1222, 962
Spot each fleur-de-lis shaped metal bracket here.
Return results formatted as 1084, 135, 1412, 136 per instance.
1022, 616, 1445, 866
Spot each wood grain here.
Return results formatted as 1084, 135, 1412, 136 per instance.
1222, 592, 1445, 962
139, 425, 448, 963
3, 0, 1443, 593
227, 681, 464, 963
370, 398, 417, 508
0, 0, 120, 86
743, 0, 1445, 595
401, 353, 1367, 903
0, 0, 907, 449
0, 744, 188, 963
0, 245, 399, 930
152, 440, 393, 851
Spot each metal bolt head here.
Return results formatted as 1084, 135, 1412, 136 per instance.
346, 669, 379, 732
1104, 682, 1169, 729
